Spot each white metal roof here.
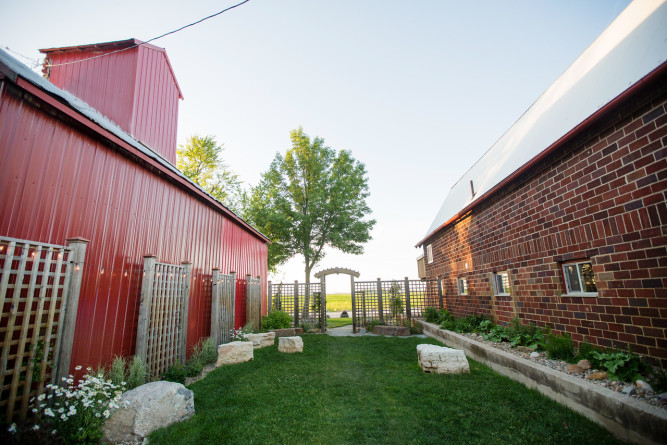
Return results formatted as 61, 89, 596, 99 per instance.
422, 0, 667, 244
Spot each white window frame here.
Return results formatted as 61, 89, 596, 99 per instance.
562, 260, 598, 296
426, 244, 433, 264
457, 277, 468, 295
493, 271, 510, 296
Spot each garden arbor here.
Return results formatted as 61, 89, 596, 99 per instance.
314, 267, 360, 333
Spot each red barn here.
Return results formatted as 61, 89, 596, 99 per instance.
418, 2, 667, 366
0, 38, 268, 415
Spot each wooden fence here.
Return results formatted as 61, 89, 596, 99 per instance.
245, 276, 262, 331
211, 270, 236, 345
135, 255, 192, 378
267, 281, 324, 330
0, 236, 88, 421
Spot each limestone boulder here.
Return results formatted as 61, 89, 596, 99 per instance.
246, 332, 276, 349
103, 381, 194, 442
417, 344, 470, 374
278, 336, 304, 353
217, 341, 254, 366
373, 325, 410, 336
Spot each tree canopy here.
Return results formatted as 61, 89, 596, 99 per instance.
245, 127, 375, 282
176, 134, 243, 214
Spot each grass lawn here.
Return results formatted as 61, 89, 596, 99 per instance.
327, 317, 352, 328
326, 293, 352, 312
149, 335, 623, 445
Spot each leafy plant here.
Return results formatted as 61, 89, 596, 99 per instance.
126, 356, 148, 390
189, 337, 218, 366
262, 310, 293, 330
162, 362, 187, 384
545, 332, 575, 360
424, 307, 439, 323
29, 366, 125, 444
109, 355, 127, 387
300, 320, 314, 332
591, 350, 641, 382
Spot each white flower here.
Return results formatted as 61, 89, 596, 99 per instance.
103, 409, 110, 418
60, 414, 67, 420
7, 423, 17, 434
58, 407, 65, 414
33, 424, 40, 431
44, 407, 55, 417
32, 408, 38, 413
38, 393, 46, 401
75, 365, 82, 370
95, 412, 101, 418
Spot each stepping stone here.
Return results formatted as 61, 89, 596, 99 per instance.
417, 344, 470, 374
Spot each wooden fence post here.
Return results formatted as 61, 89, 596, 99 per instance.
55, 237, 88, 383
211, 269, 221, 345
179, 262, 192, 363
135, 255, 157, 363
267, 281, 272, 312
376, 278, 384, 324
404, 277, 411, 321
293, 280, 299, 328
437, 277, 444, 309
351, 275, 357, 333
320, 275, 326, 333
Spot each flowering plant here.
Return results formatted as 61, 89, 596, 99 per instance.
231, 327, 250, 341
29, 366, 125, 444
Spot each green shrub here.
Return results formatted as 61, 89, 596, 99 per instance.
424, 307, 439, 323
185, 361, 203, 378
591, 350, 641, 382
575, 341, 600, 363
189, 337, 218, 366
261, 310, 293, 330
162, 362, 187, 384
109, 355, 127, 387
126, 356, 148, 389
545, 332, 575, 360
481, 323, 508, 343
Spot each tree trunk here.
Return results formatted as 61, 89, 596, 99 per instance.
303, 262, 311, 317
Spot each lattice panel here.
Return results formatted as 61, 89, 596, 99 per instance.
0, 238, 72, 421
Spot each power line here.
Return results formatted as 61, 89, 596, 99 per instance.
44, 0, 251, 68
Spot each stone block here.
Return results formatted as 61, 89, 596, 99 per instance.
417, 344, 470, 374
216, 341, 253, 366
103, 381, 194, 442
246, 332, 276, 349
278, 336, 303, 353
373, 325, 410, 336
270, 328, 295, 337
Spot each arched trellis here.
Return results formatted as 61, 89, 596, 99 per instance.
314, 267, 360, 333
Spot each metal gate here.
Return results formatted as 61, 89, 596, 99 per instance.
0, 236, 87, 421
211, 270, 235, 345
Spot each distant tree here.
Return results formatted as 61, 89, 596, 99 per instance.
245, 127, 376, 285
176, 134, 243, 213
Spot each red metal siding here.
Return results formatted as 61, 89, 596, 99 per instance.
0, 81, 268, 370
44, 42, 180, 164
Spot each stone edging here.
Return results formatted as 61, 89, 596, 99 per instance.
418, 320, 667, 445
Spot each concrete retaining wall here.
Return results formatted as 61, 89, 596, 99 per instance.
419, 321, 667, 445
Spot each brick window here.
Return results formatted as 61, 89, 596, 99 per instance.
493, 271, 510, 296
426, 244, 433, 264
457, 277, 468, 295
562, 261, 597, 295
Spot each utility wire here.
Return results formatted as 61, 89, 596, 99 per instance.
3, 46, 42, 68
44, 0, 251, 68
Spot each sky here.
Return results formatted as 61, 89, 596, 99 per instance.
1, 0, 632, 292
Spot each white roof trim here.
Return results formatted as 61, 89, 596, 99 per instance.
423, 0, 667, 242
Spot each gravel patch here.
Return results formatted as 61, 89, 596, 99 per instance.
462, 332, 666, 410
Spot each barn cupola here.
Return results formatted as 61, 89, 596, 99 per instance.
40, 39, 183, 164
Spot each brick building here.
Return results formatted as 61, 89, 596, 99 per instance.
418, 1, 667, 366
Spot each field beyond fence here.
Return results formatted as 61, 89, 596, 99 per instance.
325, 294, 352, 312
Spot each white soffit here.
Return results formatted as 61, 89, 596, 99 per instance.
423, 0, 667, 242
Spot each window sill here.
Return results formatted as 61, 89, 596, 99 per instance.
563, 292, 598, 297
496, 293, 510, 297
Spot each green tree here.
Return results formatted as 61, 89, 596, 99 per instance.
176, 134, 243, 213
246, 127, 376, 283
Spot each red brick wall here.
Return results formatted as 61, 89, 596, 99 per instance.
424, 71, 667, 367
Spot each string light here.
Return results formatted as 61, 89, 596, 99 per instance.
100, 267, 104, 274
74, 265, 80, 271
57, 253, 62, 259
1, 245, 5, 251
124, 270, 128, 277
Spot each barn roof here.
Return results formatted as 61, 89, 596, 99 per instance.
0, 46, 269, 243
40, 38, 184, 99
419, 0, 667, 247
